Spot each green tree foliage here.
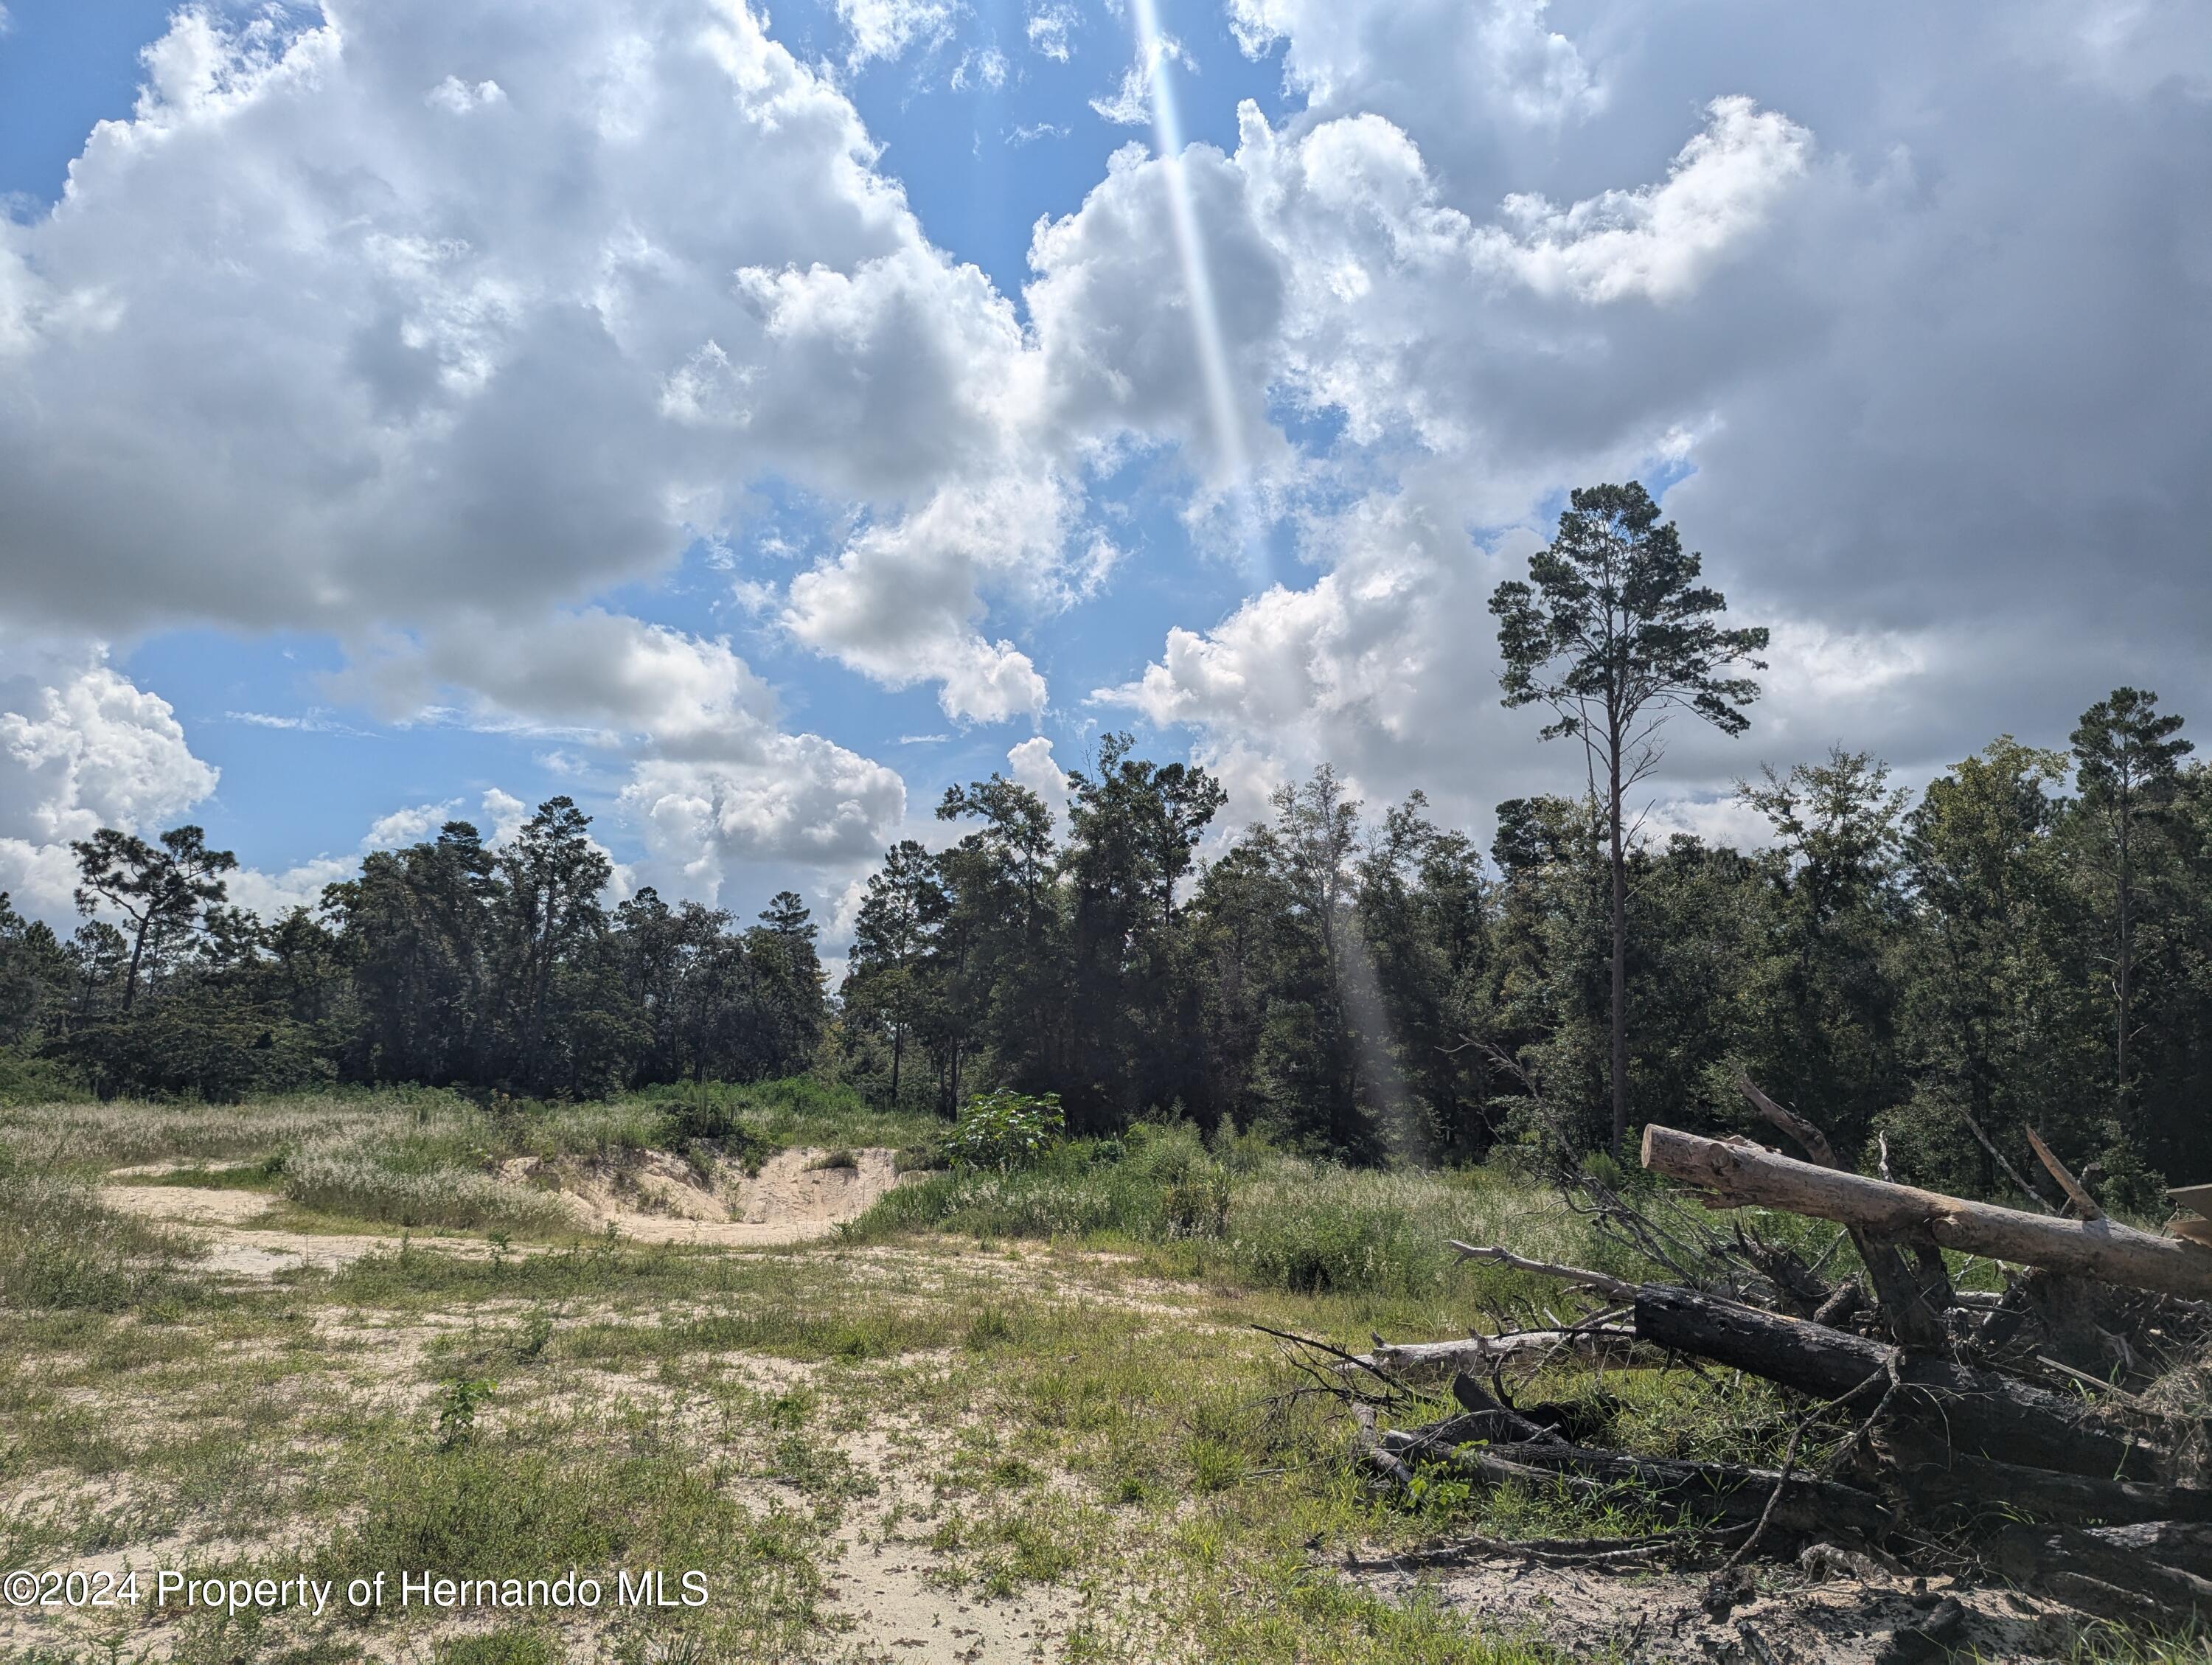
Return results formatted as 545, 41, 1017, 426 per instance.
15, 701, 2212, 1209
2071, 688, 2193, 1130
1060, 734, 1225, 1133
1896, 737, 2086, 1193
1731, 750, 1913, 1154
69, 824, 239, 1012
16, 799, 826, 1102
0, 892, 71, 1049
842, 840, 948, 1110
1490, 481, 1769, 1155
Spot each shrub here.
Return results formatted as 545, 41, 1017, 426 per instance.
947, 1091, 1065, 1172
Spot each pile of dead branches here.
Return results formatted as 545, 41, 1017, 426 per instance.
1307, 1076, 2212, 1638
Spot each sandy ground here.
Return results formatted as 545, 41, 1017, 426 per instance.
1354, 1545, 2074, 1664
74, 1156, 2080, 1664
824, 1432, 1072, 1664
100, 1145, 911, 1273
539, 1145, 909, 1245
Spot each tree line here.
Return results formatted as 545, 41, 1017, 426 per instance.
1, 482, 2205, 1203
0, 799, 827, 1102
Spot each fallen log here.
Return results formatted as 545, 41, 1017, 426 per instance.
1874, 1438, 2212, 1528
1383, 1431, 1895, 1543
1642, 1125, 2212, 1302
1348, 1327, 1653, 1379
1991, 1522, 2212, 1619
1635, 1285, 2158, 1479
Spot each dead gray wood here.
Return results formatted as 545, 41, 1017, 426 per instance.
1992, 1522, 2212, 1619
1389, 1432, 1895, 1543
1447, 1240, 1638, 1301
1643, 1123, 2212, 1301
1733, 1076, 1949, 1348
1344, 1326, 1652, 1380
1871, 1431, 2212, 1526
2025, 1125, 2104, 1220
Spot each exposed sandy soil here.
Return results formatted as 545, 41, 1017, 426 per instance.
1353, 1544, 2076, 1664
822, 1431, 1073, 1664
532, 1145, 909, 1245
100, 1183, 417, 1276
99, 1146, 911, 1274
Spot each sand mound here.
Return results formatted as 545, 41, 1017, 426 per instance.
507, 1144, 908, 1245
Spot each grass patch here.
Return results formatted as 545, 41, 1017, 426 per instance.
0, 1154, 195, 1311
844, 1125, 1635, 1303
282, 1125, 574, 1234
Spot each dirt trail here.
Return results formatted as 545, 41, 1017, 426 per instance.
817, 1425, 1075, 1664
101, 1145, 910, 1275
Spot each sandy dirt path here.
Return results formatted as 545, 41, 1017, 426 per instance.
100, 1145, 911, 1274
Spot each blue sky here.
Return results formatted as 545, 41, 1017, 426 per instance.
2, 0, 2208, 937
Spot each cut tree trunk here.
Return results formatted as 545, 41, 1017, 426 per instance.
1641, 1125, 2212, 1302
1634, 1285, 2158, 1479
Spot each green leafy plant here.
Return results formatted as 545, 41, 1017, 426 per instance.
946, 1091, 1065, 1172
512, 1306, 554, 1362
436, 1375, 498, 1450
1161, 1167, 1231, 1239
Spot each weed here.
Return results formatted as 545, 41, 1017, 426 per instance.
512, 1306, 556, 1362
436, 1377, 498, 1450
0, 1157, 194, 1311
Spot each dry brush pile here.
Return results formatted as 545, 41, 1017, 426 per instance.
1303, 1076, 2212, 1653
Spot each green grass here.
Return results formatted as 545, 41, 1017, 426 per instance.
2, 1087, 2201, 1665
844, 1123, 1644, 1305
0, 1153, 196, 1311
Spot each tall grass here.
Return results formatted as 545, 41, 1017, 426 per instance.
282, 1124, 577, 1233
845, 1124, 1631, 1302
0, 1085, 474, 1170
628, 1076, 942, 1155
0, 1150, 193, 1309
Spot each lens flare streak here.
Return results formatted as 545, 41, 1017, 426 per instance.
1127, 0, 1267, 582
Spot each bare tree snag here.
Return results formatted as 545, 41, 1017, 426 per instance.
2025, 1126, 2104, 1220
1731, 1079, 1950, 1347
1736, 1071, 1837, 1166
1642, 1124, 2212, 1301
1447, 1241, 1637, 1301
1956, 1106, 2057, 1212
1634, 1285, 2157, 1478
